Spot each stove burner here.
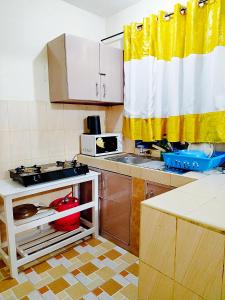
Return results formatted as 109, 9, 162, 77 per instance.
56, 160, 77, 168
9, 160, 89, 187
15, 165, 41, 174
56, 161, 65, 168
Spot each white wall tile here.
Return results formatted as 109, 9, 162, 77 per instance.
63, 105, 86, 131
30, 130, 49, 159
47, 130, 65, 158
28, 102, 48, 130
0, 101, 9, 130
0, 160, 11, 180
0, 131, 11, 162
64, 130, 81, 158
10, 130, 31, 162
47, 103, 64, 130
8, 101, 29, 130
0, 100, 109, 179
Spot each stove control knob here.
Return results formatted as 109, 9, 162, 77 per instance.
72, 160, 77, 167
15, 167, 22, 174
33, 174, 41, 183
36, 166, 41, 173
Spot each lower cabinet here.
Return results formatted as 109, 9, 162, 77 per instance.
145, 180, 175, 199
80, 168, 132, 249
173, 283, 203, 300
175, 219, 224, 300
139, 261, 174, 300
139, 204, 225, 300
131, 179, 175, 256
80, 169, 175, 254
139, 206, 176, 279
100, 170, 132, 248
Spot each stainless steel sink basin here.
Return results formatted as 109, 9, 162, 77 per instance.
104, 153, 191, 173
105, 154, 154, 165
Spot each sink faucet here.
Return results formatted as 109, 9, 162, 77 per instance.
137, 145, 151, 157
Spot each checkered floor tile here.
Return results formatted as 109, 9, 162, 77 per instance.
0, 236, 139, 299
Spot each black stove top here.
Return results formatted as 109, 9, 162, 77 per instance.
9, 160, 89, 187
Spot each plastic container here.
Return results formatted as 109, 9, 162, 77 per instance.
162, 151, 225, 172
177, 150, 207, 158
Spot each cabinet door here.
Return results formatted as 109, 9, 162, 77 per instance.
100, 171, 131, 245
140, 207, 176, 279
66, 35, 100, 101
175, 219, 224, 300
145, 181, 174, 199
130, 178, 145, 256
99, 44, 123, 103
139, 262, 174, 300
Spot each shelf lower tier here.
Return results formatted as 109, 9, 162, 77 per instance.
1, 224, 95, 268
17, 226, 84, 256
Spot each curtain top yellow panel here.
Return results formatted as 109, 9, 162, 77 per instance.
124, 0, 225, 62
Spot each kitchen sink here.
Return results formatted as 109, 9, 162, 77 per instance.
105, 153, 160, 165
104, 153, 192, 173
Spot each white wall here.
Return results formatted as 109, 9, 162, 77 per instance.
106, 0, 187, 39
0, 0, 107, 180
0, 0, 106, 101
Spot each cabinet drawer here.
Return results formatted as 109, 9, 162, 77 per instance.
145, 181, 174, 199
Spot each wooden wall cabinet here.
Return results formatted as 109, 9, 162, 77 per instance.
99, 44, 124, 104
47, 34, 123, 105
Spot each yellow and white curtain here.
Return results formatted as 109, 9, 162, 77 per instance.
123, 0, 225, 142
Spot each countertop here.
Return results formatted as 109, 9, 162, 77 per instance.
78, 153, 225, 232
143, 173, 225, 232
78, 154, 209, 187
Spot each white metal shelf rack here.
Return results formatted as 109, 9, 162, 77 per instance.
0, 171, 99, 279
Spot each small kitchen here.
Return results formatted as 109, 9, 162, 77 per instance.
1, 0, 225, 299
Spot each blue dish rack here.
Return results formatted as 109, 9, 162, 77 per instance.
162, 151, 225, 172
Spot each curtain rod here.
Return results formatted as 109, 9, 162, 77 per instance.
101, 0, 207, 43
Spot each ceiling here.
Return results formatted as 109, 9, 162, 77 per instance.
63, 0, 142, 17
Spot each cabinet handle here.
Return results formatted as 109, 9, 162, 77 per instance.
96, 83, 99, 97
102, 83, 106, 98
147, 190, 154, 198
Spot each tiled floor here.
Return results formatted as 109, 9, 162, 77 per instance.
0, 236, 139, 299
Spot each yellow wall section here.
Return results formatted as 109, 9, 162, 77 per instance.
124, 0, 225, 62
123, 110, 225, 142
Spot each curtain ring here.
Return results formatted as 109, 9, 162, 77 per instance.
198, 0, 207, 7
164, 13, 174, 21
180, 8, 186, 15
164, 14, 170, 21
136, 24, 143, 31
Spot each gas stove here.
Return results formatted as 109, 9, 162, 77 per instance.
9, 161, 89, 187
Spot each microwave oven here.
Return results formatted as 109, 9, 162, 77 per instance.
81, 133, 122, 156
